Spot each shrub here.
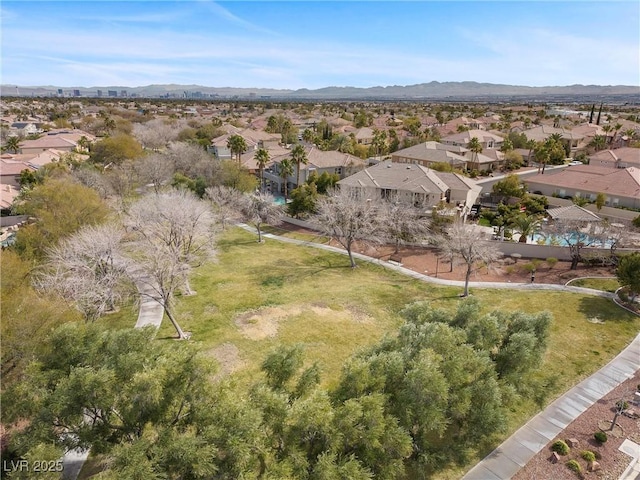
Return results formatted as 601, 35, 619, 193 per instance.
632, 214, 640, 229
581, 450, 596, 462
521, 262, 537, 273
552, 440, 570, 455
567, 459, 582, 474
594, 431, 608, 444
618, 289, 629, 303
616, 400, 629, 411
546, 257, 558, 269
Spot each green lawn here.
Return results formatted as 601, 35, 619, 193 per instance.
566, 277, 620, 293
98, 226, 640, 478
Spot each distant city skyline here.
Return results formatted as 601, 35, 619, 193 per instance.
2, 1, 639, 89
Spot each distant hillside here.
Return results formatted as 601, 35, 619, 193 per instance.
2, 81, 639, 100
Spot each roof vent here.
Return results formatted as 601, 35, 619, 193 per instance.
406, 165, 411, 169
386, 164, 392, 168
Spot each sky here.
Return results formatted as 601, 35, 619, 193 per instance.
1, 1, 639, 89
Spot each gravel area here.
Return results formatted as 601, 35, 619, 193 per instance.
513, 372, 640, 480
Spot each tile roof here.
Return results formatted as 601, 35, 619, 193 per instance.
547, 205, 601, 222
338, 161, 477, 195
272, 147, 365, 170
0, 159, 36, 176
526, 166, 640, 198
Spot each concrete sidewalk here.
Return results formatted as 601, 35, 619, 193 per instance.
463, 333, 640, 480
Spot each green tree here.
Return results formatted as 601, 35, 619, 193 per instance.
227, 134, 247, 164
254, 147, 270, 193
595, 192, 606, 211
89, 133, 144, 166
4, 324, 222, 476
13, 177, 111, 260
492, 174, 527, 199
279, 158, 294, 199
220, 160, 258, 193
288, 182, 318, 218
617, 252, 640, 301
290, 144, 309, 188
590, 135, 607, 151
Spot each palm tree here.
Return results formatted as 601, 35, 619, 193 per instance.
533, 141, 550, 174
227, 134, 247, 165
302, 128, 315, 144
467, 137, 482, 172
254, 148, 270, 193
590, 135, 607, 152
279, 158, 294, 199
76, 135, 91, 153
511, 214, 541, 243
290, 144, 308, 188
3, 136, 21, 154
612, 123, 623, 146
602, 125, 613, 145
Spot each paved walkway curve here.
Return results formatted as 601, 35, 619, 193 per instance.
239, 224, 615, 298
238, 224, 640, 479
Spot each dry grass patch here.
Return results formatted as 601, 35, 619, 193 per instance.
234, 303, 373, 340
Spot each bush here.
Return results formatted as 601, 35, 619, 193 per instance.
567, 459, 582, 474
546, 257, 558, 269
632, 214, 640, 229
552, 440, 570, 455
616, 400, 629, 411
581, 450, 596, 462
618, 289, 630, 303
594, 431, 608, 444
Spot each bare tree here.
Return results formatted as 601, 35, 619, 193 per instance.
34, 224, 131, 321
205, 185, 245, 230
379, 194, 431, 254
163, 142, 219, 183
125, 189, 217, 294
314, 189, 382, 268
132, 118, 180, 151
125, 190, 218, 339
434, 220, 501, 297
546, 219, 601, 270
241, 192, 284, 243
134, 152, 174, 193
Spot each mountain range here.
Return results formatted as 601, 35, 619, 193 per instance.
2, 81, 639, 100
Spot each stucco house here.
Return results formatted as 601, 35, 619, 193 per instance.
337, 160, 481, 214
265, 147, 366, 196
391, 141, 504, 172
209, 128, 281, 159
588, 148, 640, 169
440, 129, 504, 150
525, 164, 640, 209
17, 129, 94, 155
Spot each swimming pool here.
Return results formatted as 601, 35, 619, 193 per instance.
530, 232, 612, 248
273, 196, 287, 206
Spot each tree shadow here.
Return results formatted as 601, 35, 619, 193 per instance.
577, 296, 637, 322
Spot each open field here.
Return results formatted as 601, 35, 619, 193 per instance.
99, 226, 640, 478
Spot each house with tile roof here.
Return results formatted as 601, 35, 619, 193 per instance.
17, 129, 94, 155
588, 148, 640, 169
521, 125, 584, 152
209, 128, 281, 160
525, 165, 640, 209
264, 147, 366, 196
391, 141, 505, 172
440, 129, 504, 150
337, 160, 481, 214
0, 159, 36, 188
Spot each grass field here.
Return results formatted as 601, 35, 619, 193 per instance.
566, 276, 620, 292
96, 226, 639, 479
